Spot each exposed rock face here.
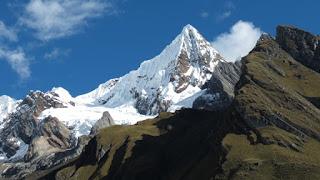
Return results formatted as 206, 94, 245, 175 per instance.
90, 111, 115, 135
1, 136, 90, 179
170, 26, 224, 93
276, 25, 320, 72
210, 60, 242, 97
193, 61, 241, 110
25, 116, 75, 161
0, 91, 67, 160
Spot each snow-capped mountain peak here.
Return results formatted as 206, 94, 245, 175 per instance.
78, 24, 226, 115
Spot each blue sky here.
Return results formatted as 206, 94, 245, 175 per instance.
0, 0, 319, 98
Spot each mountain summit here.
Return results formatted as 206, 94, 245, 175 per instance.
0, 25, 240, 164
77, 24, 232, 115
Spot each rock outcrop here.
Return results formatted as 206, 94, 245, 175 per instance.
25, 116, 75, 161
0, 91, 71, 160
276, 25, 320, 72
90, 111, 115, 135
193, 60, 241, 111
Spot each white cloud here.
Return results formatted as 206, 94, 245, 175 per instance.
0, 21, 18, 42
20, 0, 112, 41
212, 20, 262, 62
0, 48, 31, 79
44, 48, 70, 60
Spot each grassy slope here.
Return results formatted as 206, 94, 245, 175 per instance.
220, 36, 320, 179
236, 37, 320, 137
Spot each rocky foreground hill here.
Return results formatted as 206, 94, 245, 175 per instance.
1, 25, 320, 180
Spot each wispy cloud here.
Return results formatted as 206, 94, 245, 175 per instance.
0, 20, 30, 79
44, 48, 71, 60
0, 47, 31, 79
0, 21, 18, 42
212, 20, 262, 62
20, 0, 113, 41
216, 1, 235, 21
217, 11, 231, 21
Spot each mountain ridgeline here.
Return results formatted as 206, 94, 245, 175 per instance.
0, 25, 320, 180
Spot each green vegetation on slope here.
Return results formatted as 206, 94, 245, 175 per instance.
235, 35, 320, 142
39, 109, 246, 180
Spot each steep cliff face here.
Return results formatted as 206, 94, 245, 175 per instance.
276, 25, 320, 72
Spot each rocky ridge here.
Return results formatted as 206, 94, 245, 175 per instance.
276, 25, 320, 72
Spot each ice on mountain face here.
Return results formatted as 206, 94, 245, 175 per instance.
75, 78, 119, 105
79, 24, 225, 115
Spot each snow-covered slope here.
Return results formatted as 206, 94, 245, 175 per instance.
39, 87, 153, 137
76, 24, 225, 115
37, 24, 227, 137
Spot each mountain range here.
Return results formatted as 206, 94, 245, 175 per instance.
0, 24, 320, 180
